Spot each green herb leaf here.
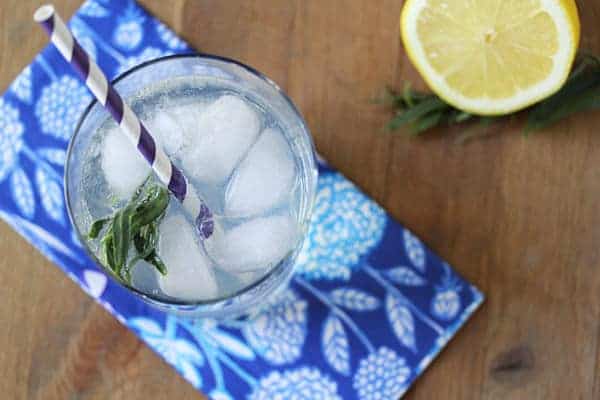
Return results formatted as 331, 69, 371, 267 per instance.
146, 253, 167, 276
133, 226, 148, 256
88, 217, 110, 239
525, 64, 600, 133
127, 250, 167, 277
384, 52, 600, 137
87, 178, 170, 284
112, 208, 132, 273
412, 109, 444, 135
132, 186, 169, 229
452, 110, 473, 124
101, 232, 115, 273
386, 96, 448, 132
134, 223, 159, 259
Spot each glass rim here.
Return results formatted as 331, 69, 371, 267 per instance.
65, 52, 316, 308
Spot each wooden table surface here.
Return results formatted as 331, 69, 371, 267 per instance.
2, 0, 600, 399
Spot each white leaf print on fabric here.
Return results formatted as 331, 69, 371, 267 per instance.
403, 229, 426, 272
386, 266, 426, 286
35, 167, 65, 224
38, 147, 66, 166
0, 210, 78, 261
77, 35, 98, 61
155, 20, 188, 50
209, 390, 234, 400
129, 317, 204, 388
10, 168, 35, 218
0, 99, 24, 181
9, 65, 32, 103
322, 314, 351, 375
207, 328, 255, 361
386, 294, 416, 351
330, 288, 380, 311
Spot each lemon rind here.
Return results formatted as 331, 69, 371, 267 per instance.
400, 0, 580, 116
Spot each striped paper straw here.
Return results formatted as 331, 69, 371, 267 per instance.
34, 5, 214, 239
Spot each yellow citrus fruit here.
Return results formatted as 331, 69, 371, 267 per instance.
400, 0, 580, 115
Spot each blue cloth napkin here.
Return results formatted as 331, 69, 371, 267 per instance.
0, 1, 484, 398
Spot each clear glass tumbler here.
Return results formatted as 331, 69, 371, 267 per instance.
65, 54, 318, 318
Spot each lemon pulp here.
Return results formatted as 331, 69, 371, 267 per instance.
401, 0, 580, 115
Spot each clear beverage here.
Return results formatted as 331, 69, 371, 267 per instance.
66, 55, 318, 317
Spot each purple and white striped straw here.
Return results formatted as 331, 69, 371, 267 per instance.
34, 4, 214, 239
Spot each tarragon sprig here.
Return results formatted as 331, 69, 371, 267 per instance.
88, 178, 169, 283
383, 53, 600, 137
525, 53, 600, 133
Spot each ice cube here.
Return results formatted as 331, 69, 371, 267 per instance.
237, 270, 263, 287
225, 127, 296, 216
143, 110, 185, 156
169, 102, 206, 156
157, 213, 218, 301
168, 103, 203, 141
181, 95, 261, 184
130, 260, 160, 295
212, 268, 264, 298
101, 125, 150, 199
205, 214, 299, 273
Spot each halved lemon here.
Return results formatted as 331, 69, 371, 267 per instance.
400, 0, 580, 115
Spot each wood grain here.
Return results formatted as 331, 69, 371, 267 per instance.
1, 0, 600, 399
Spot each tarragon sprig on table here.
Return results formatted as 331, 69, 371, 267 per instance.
88, 178, 169, 283
383, 53, 600, 137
